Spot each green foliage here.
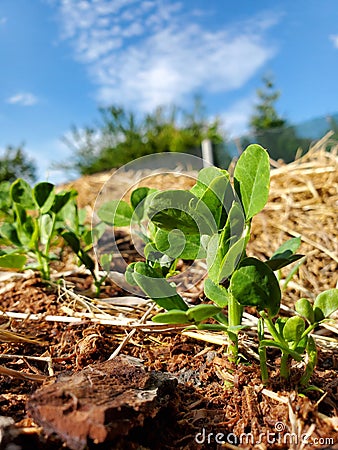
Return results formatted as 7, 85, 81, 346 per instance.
0, 145, 36, 183
0, 179, 104, 290
230, 257, 281, 317
233, 144, 270, 220
58, 98, 226, 175
259, 288, 338, 384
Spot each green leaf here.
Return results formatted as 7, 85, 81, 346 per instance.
55, 200, 78, 232
234, 144, 270, 220
218, 236, 246, 282
230, 257, 281, 317
206, 202, 245, 283
155, 229, 205, 260
0, 253, 26, 269
14, 205, 36, 248
266, 254, 304, 271
152, 310, 189, 324
195, 174, 234, 228
266, 237, 303, 270
0, 222, 21, 247
130, 187, 156, 221
283, 316, 305, 343
259, 339, 303, 362
206, 233, 222, 283
295, 298, 315, 324
271, 237, 301, 258
33, 182, 55, 213
125, 262, 139, 286
79, 251, 95, 272
98, 200, 133, 227
313, 288, 338, 321
148, 190, 216, 236
133, 262, 188, 311
186, 304, 221, 322
10, 179, 35, 209
294, 335, 308, 355
39, 214, 54, 245
51, 191, 74, 214
190, 166, 229, 198
100, 253, 112, 273
82, 229, 93, 247
62, 231, 95, 272
204, 277, 230, 307
144, 242, 163, 263
62, 231, 80, 253
214, 311, 228, 326
91, 221, 106, 244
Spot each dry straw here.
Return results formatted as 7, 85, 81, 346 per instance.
248, 132, 338, 305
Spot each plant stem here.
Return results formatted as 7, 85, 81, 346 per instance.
260, 311, 290, 380
280, 352, 290, 379
300, 335, 317, 386
260, 312, 286, 346
227, 293, 243, 362
258, 317, 269, 384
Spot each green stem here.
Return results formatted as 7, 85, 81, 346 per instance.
260, 312, 288, 346
300, 335, 317, 386
35, 248, 50, 279
227, 293, 243, 362
280, 351, 290, 379
260, 311, 290, 380
258, 317, 269, 384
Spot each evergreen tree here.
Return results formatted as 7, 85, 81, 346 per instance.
245, 76, 312, 163
0, 145, 36, 183
250, 76, 286, 132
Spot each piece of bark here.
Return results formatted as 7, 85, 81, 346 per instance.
27, 355, 177, 450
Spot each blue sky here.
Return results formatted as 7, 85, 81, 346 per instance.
0, 0, 338, 182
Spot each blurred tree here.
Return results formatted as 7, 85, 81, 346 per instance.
245, 76, 312, 163
0, 145, 36, 183
250, 76, 286, 132
59, 97, 226, 175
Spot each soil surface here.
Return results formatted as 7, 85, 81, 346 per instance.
0, 259, 337, 450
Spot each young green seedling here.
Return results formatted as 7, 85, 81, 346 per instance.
0, 179, 73, 278
259, 288, 338, 384
99, 145, 302, 364
0, 179, 104, 290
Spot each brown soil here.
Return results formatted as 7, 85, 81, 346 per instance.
0, 136, 337, 449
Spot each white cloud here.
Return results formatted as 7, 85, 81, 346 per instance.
330, 34, 338, 48
6, 92, 39, 106
53, 0, 279, 112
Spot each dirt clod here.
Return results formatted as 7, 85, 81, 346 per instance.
27, 355, 178, 450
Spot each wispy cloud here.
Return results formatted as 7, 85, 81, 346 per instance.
53, 0, 279, 111
6, 92, 39, 106
329, 34, 338, 48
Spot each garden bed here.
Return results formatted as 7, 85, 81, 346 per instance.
0, 135, 337, 449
